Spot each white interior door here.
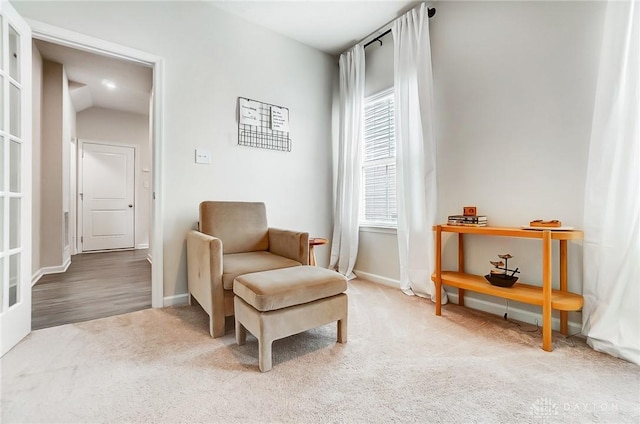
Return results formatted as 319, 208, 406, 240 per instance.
81, 142, 134, 251
0, 1, 32, 357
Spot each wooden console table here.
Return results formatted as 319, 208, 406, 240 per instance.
432, 225, 584, 351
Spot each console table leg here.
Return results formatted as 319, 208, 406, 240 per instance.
458, 233, 465, 306
542, 313, 552, 351
542, 230, 553, 351
435, 226, 442, 316
560, 311, 568, 336
560, 240, 568, 335
458, 289, 465, 306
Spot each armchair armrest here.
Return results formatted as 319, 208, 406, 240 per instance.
186, 230, 225, 337
268, 228, 309, 265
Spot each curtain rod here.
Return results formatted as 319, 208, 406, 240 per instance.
362, 7, 436, 49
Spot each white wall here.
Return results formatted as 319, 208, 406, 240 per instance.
64, 71, 77, 256
40, 60, 64, 268
364, 37, 394, 98
76, 107, 151, 248
14, 2, 337, 299
355, 1, 606, 330
39, 59, 76, 270
61, 67, 72, 263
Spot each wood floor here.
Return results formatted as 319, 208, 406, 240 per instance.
32, 249, 152, 330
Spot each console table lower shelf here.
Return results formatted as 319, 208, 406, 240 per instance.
433, 272, 584, 310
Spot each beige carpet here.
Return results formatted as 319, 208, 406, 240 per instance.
1, 279, 638, 423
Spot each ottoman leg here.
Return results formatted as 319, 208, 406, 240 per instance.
259, 339, 273, 372
337, 317, 348, 343
236, 319, 247, 346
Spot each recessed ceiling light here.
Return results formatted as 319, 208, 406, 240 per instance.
101, 79, 117, 90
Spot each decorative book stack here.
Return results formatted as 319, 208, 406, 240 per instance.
447, 215, 488, 227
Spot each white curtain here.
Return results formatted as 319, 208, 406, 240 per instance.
392, 4, 446, 303
582, 0, 639, 365
329, 45, 365, 278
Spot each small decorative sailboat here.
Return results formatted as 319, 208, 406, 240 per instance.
485, 254, 520, 287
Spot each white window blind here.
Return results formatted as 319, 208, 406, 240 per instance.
361, 89, 396, 226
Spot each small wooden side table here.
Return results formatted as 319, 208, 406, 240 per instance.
308, 238, 328, 266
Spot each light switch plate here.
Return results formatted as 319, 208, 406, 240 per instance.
195, 148, 211, 164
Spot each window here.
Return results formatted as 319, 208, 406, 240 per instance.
361, 89, 396, 227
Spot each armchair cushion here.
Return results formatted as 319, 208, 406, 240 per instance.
222, 251, 301, 290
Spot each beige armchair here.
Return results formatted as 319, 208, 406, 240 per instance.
186, 201, 309, 338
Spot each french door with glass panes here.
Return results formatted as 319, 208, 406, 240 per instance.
0, 1, 32, 357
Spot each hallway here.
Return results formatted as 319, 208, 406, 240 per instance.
32, 249, 151, 330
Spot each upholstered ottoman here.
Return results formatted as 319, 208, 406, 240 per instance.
233, 266, 348, 372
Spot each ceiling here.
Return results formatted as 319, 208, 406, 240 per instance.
34, 39, 153, 116
209, 0, 419, 55
32, 1, 418, 116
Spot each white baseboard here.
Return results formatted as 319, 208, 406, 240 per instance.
353, 269, 400, 289
32, 257, 72, 287
146, 252, 152, 264
39, 257, 72, 276
353, 269, 583, 336
163, 293, 189, 307
31, 269, 44, 287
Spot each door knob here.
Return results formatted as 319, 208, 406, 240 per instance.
128, 204, 133, 208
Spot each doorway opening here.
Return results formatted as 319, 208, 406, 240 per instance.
30, 23, 164, 328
